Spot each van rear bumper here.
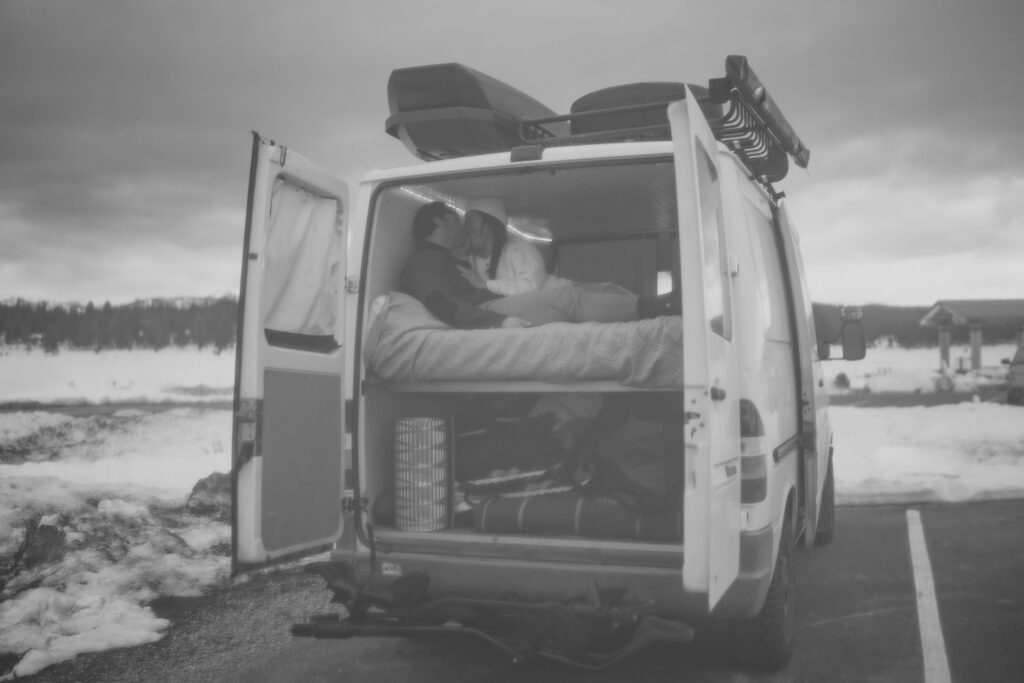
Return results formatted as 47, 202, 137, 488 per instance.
713, 524, 776, 618
332, 550, 709, 617
294, 571, 697, 668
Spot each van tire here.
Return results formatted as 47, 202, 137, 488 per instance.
729, 516, 795, 670
814, 456, 836, 546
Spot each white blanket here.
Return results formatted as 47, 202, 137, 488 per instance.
363, 292, 682, 388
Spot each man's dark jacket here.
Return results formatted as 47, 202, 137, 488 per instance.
399, 242, 505, 329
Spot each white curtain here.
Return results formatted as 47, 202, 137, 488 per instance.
263, 179, 342, 337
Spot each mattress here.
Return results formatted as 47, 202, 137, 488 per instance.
363, 292, 682, 388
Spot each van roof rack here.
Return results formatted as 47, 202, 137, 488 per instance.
386, 56, 809, 187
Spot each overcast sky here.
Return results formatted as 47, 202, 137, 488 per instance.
2, 0, 1022, 306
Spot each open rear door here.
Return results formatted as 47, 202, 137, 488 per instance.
232, 132, 348, 573
671, 94, 742, 610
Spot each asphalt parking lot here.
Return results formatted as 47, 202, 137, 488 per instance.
791, 501, 1024, 683
22, 499, 1024, 683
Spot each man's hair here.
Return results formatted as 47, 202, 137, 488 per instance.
413, 202, 455, 247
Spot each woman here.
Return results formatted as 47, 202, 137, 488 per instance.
464, 198, 569, 295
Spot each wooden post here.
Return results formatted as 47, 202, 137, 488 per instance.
969, 323, 982, 370
938, 323, 951, 370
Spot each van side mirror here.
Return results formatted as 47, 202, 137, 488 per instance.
820, 306, 866, 361
838, 306, 866, 361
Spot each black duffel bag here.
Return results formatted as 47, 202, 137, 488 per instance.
454, 414, 563, 481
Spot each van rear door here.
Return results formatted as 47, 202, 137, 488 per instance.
232, 133, 348, 573
670, 94, 742, 610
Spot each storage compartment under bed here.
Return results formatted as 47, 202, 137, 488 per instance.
361, 387, 685, 546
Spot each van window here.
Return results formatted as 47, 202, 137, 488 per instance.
743, 198, 791, 342
785, 222, 821, 362
695, 142, 732, 340
262, 178, 343, 349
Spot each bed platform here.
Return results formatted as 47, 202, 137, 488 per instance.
363, 292, 683, 390
366, 378, 647, 393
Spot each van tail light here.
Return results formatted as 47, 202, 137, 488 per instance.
740, 399, 768, 503
739, 399, 764, 438
741, 454, 768, 503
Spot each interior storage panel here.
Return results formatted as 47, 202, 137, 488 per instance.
361, 387, 684, 545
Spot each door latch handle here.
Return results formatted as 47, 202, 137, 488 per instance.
235, 440, 255, 468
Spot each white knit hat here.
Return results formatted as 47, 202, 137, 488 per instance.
465, 197, 507, 225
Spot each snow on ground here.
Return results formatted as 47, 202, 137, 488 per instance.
820, 342, 1017, 394
832, 403, 1024, 505
0, 343, 1021, 677
1, 342, 1016, 407
0, 409, 232, 679
0, 346, 234, 406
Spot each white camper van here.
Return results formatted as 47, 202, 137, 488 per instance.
231, 56, 866, 670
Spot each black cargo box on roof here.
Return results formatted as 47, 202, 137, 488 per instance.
569, 83, 716, 138
385, 63, 564, 161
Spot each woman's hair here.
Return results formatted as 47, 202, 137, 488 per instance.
480, 212, 507, 279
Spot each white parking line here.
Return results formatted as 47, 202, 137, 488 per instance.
907, 509, 952, 683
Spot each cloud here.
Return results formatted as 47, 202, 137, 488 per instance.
805, 252, 1024, 307
791, 167, 1024, 305
794, 174, 1021, 253
0, 202, 241, 304
1, 0, 1022, 304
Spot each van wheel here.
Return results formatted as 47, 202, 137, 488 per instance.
815, 456, 836, 546
729, 517, 795, 670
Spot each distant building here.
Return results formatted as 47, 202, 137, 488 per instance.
920, 299, 1024, 370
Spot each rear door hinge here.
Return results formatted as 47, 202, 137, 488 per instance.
342, 496, 368, 514
234, 399, 262, 467
235, 398, 261, 424
270, 144, 288, 166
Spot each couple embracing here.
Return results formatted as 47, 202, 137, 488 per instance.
400, 199, 679, 330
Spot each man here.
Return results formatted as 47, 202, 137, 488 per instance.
399, 202, 678, 329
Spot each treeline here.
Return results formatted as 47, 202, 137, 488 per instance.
1, 298, 1019, 354
813, 303, 1023, 348
0, 298, 237, 353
